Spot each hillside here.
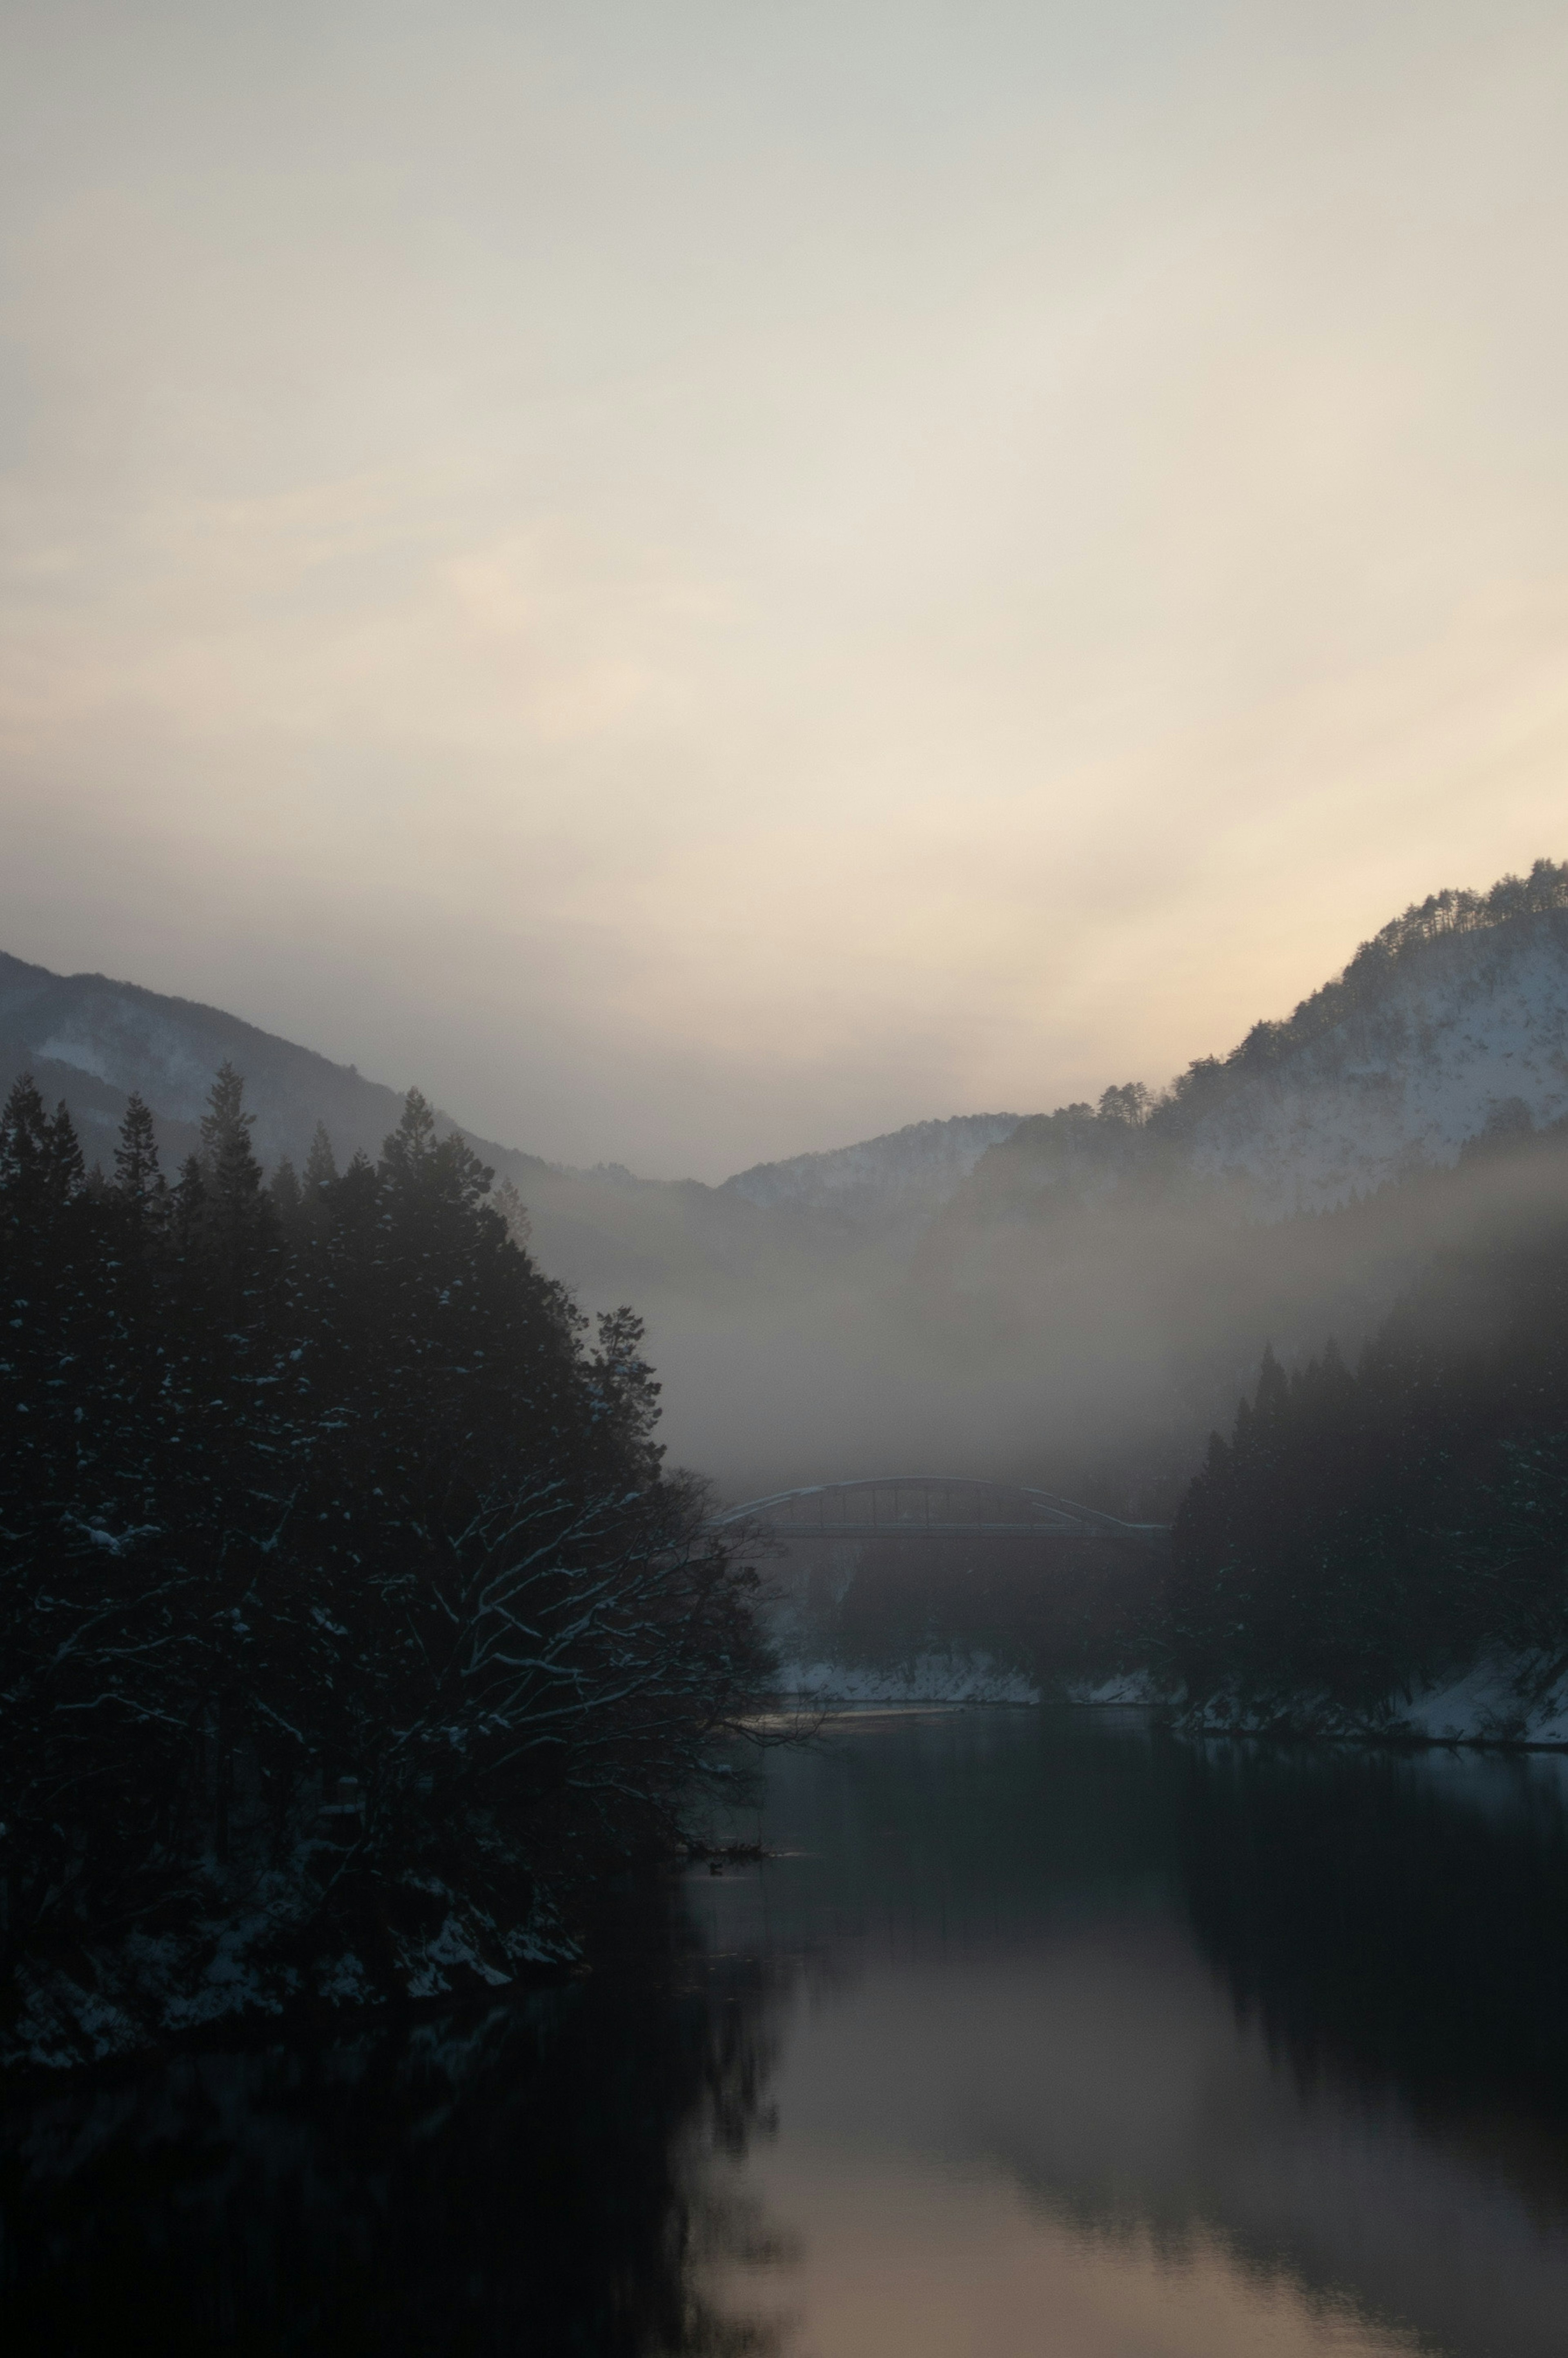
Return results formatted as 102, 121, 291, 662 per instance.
1163, 865, 1568, 1213
0, 947, 775, 1315
4, 858, 1566, 1500
723, 1113, 1021, 1230
948, 860, 1568, 1228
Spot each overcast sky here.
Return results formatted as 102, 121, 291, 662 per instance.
3, 0, 1566, 1177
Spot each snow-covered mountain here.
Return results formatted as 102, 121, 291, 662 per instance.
5, 863, 1567, 1499
0, 948, 437, 1176
1159, 868, 1568, 1216
722, 1113, 1022, 1223
4, 858, 1566, 1294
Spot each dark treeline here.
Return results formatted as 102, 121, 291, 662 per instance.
0, 1065, 769, 2029
782, 1530, 1163, 1694
1165, 1175, 1568, 1718
1176, 1741, 1568, 2165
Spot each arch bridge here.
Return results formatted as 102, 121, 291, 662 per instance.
711, 1476, 1166, 1548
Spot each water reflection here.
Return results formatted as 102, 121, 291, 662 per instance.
4, 1711, 1568, 2354
0, 1926, 790, 2356
690, 1710, 1568, 2357
1177, 1738, 1568, 2171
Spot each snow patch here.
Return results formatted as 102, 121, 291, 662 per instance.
1069, 1672, 1159, 1706
0, 1868, 577, 2076
777, 1652, 1039, 1704
399, 1912, 515, 2000
1174, 1648, 1568, 1747
1395, 1652, 1568, 1746
32, 1033, 111, 1083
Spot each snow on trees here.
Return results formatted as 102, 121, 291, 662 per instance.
0, 1068, 771, 2039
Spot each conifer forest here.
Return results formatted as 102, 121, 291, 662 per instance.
1166, 1199, 1568, 1724
0, 1068, 771, 2012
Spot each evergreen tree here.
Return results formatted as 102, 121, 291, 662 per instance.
492, 1174, 531, 1250
268, 1155, 303, 1228
112, 1092, 166, 1215
0, 1066, 771, 2011
198, 1060, 276, 1302
304, 1122, 337, 1192
171, 1153, 207, 1256
1165, 1215, 1568, 1712
0, 1072, 60, 1217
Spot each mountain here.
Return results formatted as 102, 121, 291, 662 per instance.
723, 1113, 1021, 1227
0, 945, 772, 1303
0, 949, 1025, 1315
0, 949, 444, 1177
4, 857, 1566, 1502
1158, 863, 1568, 1213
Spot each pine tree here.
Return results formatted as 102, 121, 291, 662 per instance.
171, 1153, 207, 1255
304, 1121, 338, 1196
42, 1099, 85, 1204
493, 1175, 532, 1250
199, 1062, 274, 1277
111, 1092, 168, 1232
269, 1155, 303, 1227
1166, 1210, 1568, 1712
113, 1092, 160, 1195
0, 1072, 56, 1216
0, 1065, 771, 2014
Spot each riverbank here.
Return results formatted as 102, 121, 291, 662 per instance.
0, 1869, 584, 2082
777, 1647, 1568, 1749
1169, 1647, 1568, 1748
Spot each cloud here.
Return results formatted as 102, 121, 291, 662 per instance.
2, 0, 1568, 1174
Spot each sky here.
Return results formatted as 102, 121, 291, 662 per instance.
2, 0, 1567, 1179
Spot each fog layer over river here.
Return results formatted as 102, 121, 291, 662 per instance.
6, 1709, 1568, 2354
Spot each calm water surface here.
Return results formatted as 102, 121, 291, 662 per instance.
4, 1707, 1568, 2355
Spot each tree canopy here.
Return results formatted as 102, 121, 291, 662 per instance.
0, 1068, 770, 2029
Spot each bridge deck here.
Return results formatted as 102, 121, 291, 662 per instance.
733, 1520, 1152, 1542
711, 1476, 1167, 1548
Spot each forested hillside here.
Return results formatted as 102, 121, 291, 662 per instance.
4, 860, 1566, 1505
0, 1067, 768, 2067
1163, 1140, 1568, 1734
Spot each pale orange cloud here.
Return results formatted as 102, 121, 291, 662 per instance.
2, 0, 1566, 1173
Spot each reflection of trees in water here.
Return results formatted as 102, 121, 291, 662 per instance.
0, 1910, 794, 2355
1175, 1738, 1568, 2203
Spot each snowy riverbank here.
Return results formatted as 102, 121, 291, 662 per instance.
0, 1877, 577, 2080
777, 1649, 1568, 1748
1173, 1649, 1568, 1747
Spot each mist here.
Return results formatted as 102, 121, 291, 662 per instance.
11, 11, 1568, 2340
626, 1067, 1568, 1512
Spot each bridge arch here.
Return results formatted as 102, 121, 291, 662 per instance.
711, 1476, 1166, 1547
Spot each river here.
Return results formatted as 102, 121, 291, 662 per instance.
4, 1706, 1568, 2354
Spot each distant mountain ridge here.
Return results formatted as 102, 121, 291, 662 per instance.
1174, 906, 1568, 1212
1149, 858, 1568, 1212
723, 1114, 1022, 1223
0, 949, 457, 1181
7, 858, 1565, 1238
4, 856, 1567, 1497
944, 859, 1568, 1228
